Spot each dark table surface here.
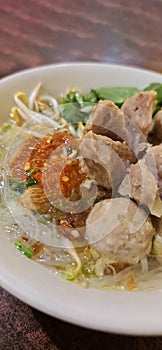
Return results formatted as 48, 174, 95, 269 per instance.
1, 0, 162, 349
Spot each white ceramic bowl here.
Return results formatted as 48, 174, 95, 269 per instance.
0, 63, 162, 336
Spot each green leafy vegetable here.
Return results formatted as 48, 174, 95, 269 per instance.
64, 264, 81, 281
93, 87, 139, 107
38, 217, 51, 225
74, 92, 84, 106
15, 240, 34, 258
144, 83, 162, 114
58, 83, 162, 126
58, 89, 96, 125
3, 124, 12, 132
82, 266, 95, 277
0, 149, 3, 158
83, 90, 98, 103
26, 177, 38, 188
10, 176, 38, 194
144, 83, 162, 101
59, 90, 84, 105
65, 271, 78, 281
10, 178, 26, 194
26, 168, 38, 176
58, 87, 140, 125
59, 103, 88, 125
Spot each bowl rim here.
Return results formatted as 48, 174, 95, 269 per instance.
1, 62, 162, 336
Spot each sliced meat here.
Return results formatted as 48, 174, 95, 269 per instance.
84, 100, 147, 157
144, 144, 162, 197
86, 198, 155, 264
121, 90, 157, 137
118, 159, 158, 212
151, 109, 162, 144
79, 131, 135, 190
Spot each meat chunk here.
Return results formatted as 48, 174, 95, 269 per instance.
144, 144, 162, 197
80, 131, 135, 190
121, 91, 156, 137
84, 100, 147, 156
150, 109, 162, 145
19, 185, 51, 214
118, 159, 158, 212
86, 198, 155, 264
84, 100, 124, 140
27, 132, 74, 173
19, 184, 92, 244
10, 131, 74, 183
